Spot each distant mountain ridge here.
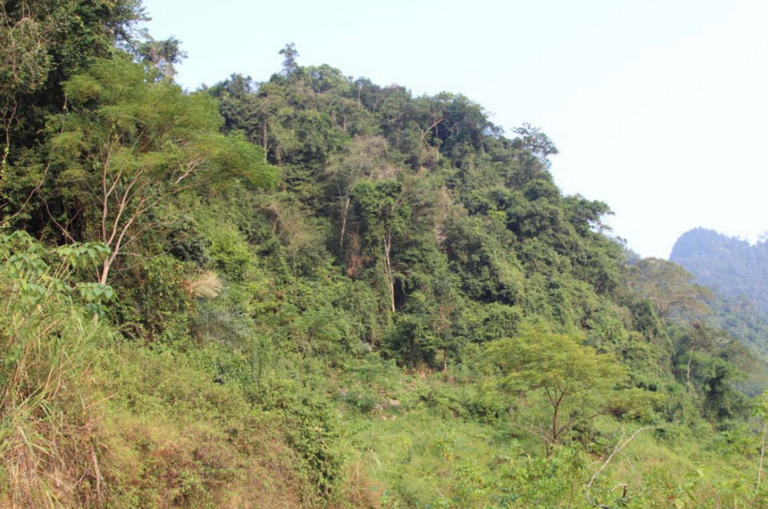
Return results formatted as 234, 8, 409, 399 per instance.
671, 228, 768, 317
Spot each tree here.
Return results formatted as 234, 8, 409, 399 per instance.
675, 323, 749, 421
0, 0, 53, 152
353, 179, 410, 314
208, 74, 262, 141
324, 135, 389, 251
0, 0, 144, 217
486, 326, 628, 456
631, 258, 712, 323
135, 34, 187, 81
41, 58, 276, 285
279, 43, 299, 75
512, 123, 559, 169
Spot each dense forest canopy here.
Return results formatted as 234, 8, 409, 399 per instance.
1, 3, 767, 507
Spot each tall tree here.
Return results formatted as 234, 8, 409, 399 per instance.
324, 135, 389, 251
631, 258, 712, 323
135, 34, 186, 81
0, 0, 144, 223
279, 43, 299, 75
41, 58, 276, 284
353, 179, 410, 313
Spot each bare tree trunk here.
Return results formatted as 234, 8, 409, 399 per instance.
383, 234, 395, 314
99, 260, 111, 285
550, 403, 559, 458
339, 195, 350, 251
262, 119, 268, 154
686, 346, 695, 393
758, 419, 767, 496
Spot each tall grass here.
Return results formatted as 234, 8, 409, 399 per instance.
0, 233, 108, 507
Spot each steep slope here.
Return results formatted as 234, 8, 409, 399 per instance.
671, 228, 768, 316
0, 9, 766, 504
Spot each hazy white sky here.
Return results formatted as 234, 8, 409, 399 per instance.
143, 0, 767, 259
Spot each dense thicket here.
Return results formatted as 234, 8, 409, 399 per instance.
0, 6, 766, 506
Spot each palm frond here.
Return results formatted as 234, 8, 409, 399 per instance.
184, 269, 223, 299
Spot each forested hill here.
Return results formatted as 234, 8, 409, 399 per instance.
671, 228, 768, 317
2, 4, 768, 507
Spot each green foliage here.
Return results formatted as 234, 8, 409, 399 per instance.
1, 22, 765, 509
29, 57, 276, 285
0, 231, 114, 314
630, 257, 712, 322
285, 393, 344, 501
109, 254, 196, 343
0, 232, 115, 506
0, 0, 144, 218
135, 34, 187, 80
486, 325, 633, 455
673, 324, 751, 422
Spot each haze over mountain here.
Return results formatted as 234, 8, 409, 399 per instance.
671, 228, 768, 318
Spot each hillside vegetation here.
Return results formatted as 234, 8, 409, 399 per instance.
671, 229, 768, 386
672, 228, 768, 317
1, 3, 767, 508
